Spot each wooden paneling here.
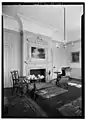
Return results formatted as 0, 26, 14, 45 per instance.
4, 29, 21, 88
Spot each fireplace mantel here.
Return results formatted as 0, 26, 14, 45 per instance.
23, 31, 53, 82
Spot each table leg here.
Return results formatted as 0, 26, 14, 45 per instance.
33, 82, 36, 91
33, 81, 37, 100
56, 74, 60, 86
26, 83, 28, 94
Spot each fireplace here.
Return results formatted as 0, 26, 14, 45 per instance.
30, 69, 46, 82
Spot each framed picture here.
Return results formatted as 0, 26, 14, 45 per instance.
71, 52, 80, 63
31, 47, 45, 59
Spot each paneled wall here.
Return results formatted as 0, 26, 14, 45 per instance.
4, 29, 21, 88
66, 41, 81, 79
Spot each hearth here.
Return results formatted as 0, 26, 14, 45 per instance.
30, 69, 46, 82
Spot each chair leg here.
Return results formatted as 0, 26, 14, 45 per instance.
22, 85, 27, 95
16, 87, 19, 95
20, 88, 23, 96
56, 80, 59, 86
11, 87, 14, 95
34, 93, 36, 101
26, 84, 28, 94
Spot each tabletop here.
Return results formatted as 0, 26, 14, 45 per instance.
54, 72, 61, 74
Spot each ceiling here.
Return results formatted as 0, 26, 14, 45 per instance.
2, 5, 83, 41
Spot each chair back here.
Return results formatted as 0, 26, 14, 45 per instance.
11, 71, 19, 85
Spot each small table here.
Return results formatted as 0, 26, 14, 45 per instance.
26, 78, 38, 90
54, 72, 61, 86
26, 78, 39, 100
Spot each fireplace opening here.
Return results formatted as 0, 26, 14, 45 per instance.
30, 69, 46, 82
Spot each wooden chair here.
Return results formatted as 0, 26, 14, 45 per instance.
11, 70, 28, 95
55, 68, 69, 88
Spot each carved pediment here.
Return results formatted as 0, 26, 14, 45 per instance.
27, 36, 48, 46
36, 38, 48, 45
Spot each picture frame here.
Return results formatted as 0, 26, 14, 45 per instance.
71, 51, 80, 63
31, 47, 46, 59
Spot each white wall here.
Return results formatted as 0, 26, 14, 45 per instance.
67, 41, 81, 68
66, 41, 81, 79
51, 40, 81, 80
4, 29, 21, 88
3, 14, 20, 32
52, 41, 68, 79
18, 14, 52, 37
67, 28, 81, 42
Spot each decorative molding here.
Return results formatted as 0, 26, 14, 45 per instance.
4, 43, 13, 48
17, 13, 53, 30
53, 39, 63, 44
3, 13, 20, 32
2, 13, 16, 20
3, 28, 20, 34
67, 39, 81, 45
17, 13, 52, 37
24, 30, 52, 44
26, 36, 48, 46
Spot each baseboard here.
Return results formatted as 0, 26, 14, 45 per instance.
69, 77, 81, 82
4, 88, 12, 97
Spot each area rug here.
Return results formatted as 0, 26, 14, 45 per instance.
3, 95, 47, 118
28, 82, 55, 90
36, 86, 68, 99
58, 96, 82, 116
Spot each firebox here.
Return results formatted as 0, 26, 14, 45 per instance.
30, 69, 46, 82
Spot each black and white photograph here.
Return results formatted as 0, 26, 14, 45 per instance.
2, 2, 84, 118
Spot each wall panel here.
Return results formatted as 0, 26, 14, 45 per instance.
4, 29, 21, 88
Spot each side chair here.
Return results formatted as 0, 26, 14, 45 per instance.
11, 70, 28, 95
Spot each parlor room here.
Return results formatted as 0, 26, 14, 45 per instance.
3, 3, 84, 118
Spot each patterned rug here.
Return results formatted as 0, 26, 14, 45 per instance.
28, 82, 55, 90
36, 86, 68, 99
4, 95, 47, 118
58, 96, 82, 116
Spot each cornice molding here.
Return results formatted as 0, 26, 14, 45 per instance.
3, 13, 20, 32
3, 28, 20, 34
17, 13, 53, 30
52, 39, 63, 44
67, 39, 81, 45
17, 13, 53, 37
2, 13, 63, 42
2, 13, 16, 20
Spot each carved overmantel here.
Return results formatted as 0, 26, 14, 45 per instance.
23, 31, 53, 82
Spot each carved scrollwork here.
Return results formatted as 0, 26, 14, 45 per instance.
26, 36, 48, 46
